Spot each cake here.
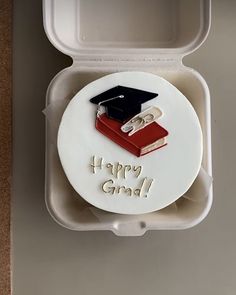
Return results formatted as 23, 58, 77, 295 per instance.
57, 72, 203, 215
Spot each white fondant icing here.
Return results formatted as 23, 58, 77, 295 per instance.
57, 72, 203, 214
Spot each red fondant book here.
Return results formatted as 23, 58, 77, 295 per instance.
96, 113, 168, 157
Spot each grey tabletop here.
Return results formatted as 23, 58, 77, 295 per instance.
13, 1, 236, 294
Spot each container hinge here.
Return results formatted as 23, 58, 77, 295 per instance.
72, 55, 183, 69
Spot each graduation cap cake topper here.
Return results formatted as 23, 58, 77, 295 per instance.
90, 85, 158, 122
90, 85, 168, 157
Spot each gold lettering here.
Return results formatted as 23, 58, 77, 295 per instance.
106, 163, 113, 175
117, 186, 132, 196
133, 166, 143, 178
102, 179, 115, 195
91, 156, 154, 198
117, 186, 126, 194
115, 162, 123, 179
125, 187, 132, 196
144, 178, 154, 198
134, 177, 147, 197
90, 156, 103, 174
123, 165, 131, 179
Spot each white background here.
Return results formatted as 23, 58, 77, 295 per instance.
13, 1, 236, 294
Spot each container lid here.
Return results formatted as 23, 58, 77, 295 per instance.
43, 0, 211, 60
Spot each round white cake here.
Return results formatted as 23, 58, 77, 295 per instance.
57, 72, 203, 214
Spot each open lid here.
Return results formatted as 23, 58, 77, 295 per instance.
43, 0, 211, 60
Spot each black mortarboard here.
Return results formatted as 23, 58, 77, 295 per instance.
90, 86, 158, 122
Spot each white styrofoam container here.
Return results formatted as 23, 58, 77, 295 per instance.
43, 0, 212, 236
